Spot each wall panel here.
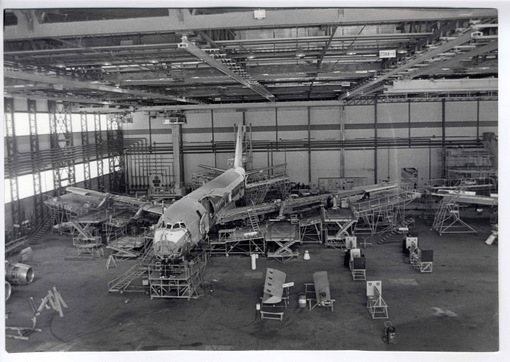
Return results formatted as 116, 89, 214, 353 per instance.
310, 150, 341, 185
445, 101, 477, 138
377, 102, 408, 138
479, 101, 498, 135
410, 102, 442, 138
277, 108, 308, 140
246, 109, 276, 141
211, 110, 243, 141
184, 111, 213, 143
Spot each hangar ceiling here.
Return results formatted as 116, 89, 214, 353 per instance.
3, 8, 498, 109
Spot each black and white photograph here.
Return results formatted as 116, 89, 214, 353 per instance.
1, 1, 507, 361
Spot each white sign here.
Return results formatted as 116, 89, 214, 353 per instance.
254, 9, 266, 19
379, 49, 396, 58
282, 282, 294, 288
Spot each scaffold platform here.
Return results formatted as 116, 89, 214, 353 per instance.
266, 221, 300, 262
147, 251, 207, 300
323, 208, 357, 248
209, 226, 266, 256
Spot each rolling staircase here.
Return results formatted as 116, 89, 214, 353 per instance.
107, 247, 154, 293
432, 195, 477, 235
377, 218, 414, 244
29, 211, 56, 244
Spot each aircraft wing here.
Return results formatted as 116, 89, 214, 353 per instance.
430, 192, 498, 206
66, 186, 165, 216
139, 203, 165, 215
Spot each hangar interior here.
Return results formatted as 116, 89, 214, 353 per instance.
3, 7, 499, 353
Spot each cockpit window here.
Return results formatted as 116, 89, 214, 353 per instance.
173, 223, 181, 229
180, 223, 186, 229
166, 224, 173, 229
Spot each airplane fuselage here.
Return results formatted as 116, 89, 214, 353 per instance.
153, 166, 245, 262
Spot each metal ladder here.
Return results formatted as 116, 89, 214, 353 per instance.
28, 211, 56, 244
246, 208, 260, 233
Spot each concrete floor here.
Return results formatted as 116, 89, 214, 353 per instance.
4, 217, 498, 355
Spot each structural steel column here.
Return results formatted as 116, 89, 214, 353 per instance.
116, 120, 125, 192
49, 101, 75, 194
59, 102, 75, 187
408, 101, 412, 148
28, 99, 44, 222
442, 99, 446, 179
274, 108, 278, 151
107, 116, 116, 191
4, 97, 21, 227
94, 113, 105, 191
339, 106, 345, 178
374, 98, 378, 184
476, 99, 480, 141
211, 110, 216, 168
81, 112, 92, 189
48, 100, 62, 195
171, 124, 184, 194
307, 107, 312, 184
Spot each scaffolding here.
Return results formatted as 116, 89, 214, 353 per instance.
148, 251, 207, 300
266, 221, 300, 262
299, 216, 323, 244
349, 186, 416, 235
244, 164, 291, 205
323, 207, 357, 248
444, 147, 496, 194
209, 227, 265, 256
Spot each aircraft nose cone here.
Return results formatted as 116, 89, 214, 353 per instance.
154, 230, 186, 260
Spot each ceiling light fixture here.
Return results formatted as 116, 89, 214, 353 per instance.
346, 51, 356, 56
246, 51, 256, 60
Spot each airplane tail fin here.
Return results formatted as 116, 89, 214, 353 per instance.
233, 125, 244, 169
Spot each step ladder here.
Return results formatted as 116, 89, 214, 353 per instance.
377, 218, 414, 244
247, 209, 260, 233
432, 189, 477, 235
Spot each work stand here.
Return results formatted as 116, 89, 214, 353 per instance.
303, 282, 335, 311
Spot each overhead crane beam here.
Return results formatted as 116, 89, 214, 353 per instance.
340, 29, 486, 100
385, 78, 498, 93
5, 8, 497, 40
406, 41, 498, 79
179, 36, 275, 102
4, 69, 201, 104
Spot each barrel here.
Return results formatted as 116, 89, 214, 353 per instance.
5, 262, 35, 285
5, 281, 11, 301
298, 294, 307, 308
